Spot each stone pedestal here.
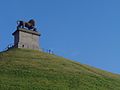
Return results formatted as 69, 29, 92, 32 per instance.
12, 28, 41, 50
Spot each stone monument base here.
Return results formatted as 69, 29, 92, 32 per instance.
12, 28, 41, 50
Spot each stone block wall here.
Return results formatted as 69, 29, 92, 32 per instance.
12, 28, 41, 50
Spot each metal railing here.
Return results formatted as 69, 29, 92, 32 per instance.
3, 43, 14, 51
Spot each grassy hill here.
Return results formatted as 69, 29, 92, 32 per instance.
0, 48, 120, 90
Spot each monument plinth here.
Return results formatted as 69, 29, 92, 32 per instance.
12, 28, 41, 50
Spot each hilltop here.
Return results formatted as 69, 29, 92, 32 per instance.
0, 48, 120, 90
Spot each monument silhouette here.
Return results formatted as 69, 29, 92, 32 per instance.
12, 19, 41, 50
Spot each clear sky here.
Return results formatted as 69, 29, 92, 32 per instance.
0, 0, 120, 74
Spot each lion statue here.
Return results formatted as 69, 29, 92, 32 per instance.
17, 19, 37, 31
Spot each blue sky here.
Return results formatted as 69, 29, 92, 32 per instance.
0, 0, 120, 74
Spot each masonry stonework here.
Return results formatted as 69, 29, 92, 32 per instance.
12, 28, 41, 50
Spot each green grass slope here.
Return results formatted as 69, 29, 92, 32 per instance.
0, 48, 120, 90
